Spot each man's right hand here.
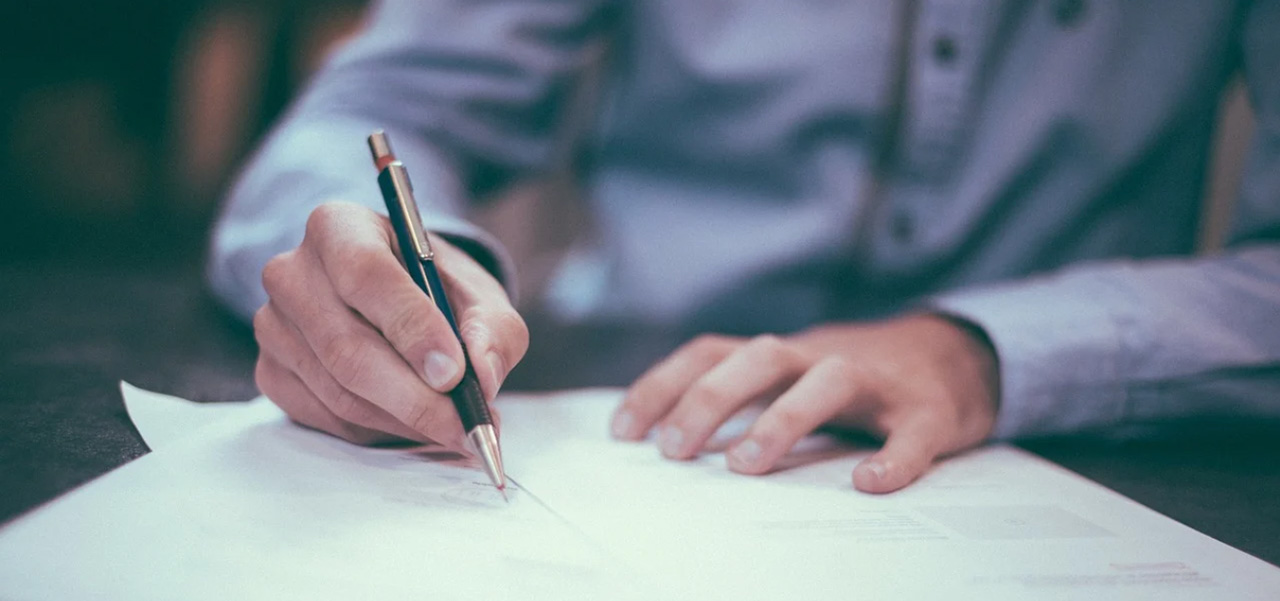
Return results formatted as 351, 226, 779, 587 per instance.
252, 202, 528, 449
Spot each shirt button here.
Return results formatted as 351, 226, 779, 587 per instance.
932, 35, 959, 65
1053, 0, 1087, 28
891, 210, 915, 244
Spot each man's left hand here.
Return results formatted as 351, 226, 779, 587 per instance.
610, 314, 1001, 493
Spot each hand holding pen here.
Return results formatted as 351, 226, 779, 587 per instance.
251, 136, 528, 487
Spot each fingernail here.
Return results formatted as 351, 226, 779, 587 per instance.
423, 351, 460, 391
729, 439, 763, 469
861, 461, 887, 481
610, 410, 634, 439
658, 426, 685, 457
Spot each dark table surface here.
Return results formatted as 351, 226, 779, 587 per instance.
3, 258, 1279, 569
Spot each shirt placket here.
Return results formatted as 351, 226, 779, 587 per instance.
899, 0, 991, 186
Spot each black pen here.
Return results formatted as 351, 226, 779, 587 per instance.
367, 130, 507, 500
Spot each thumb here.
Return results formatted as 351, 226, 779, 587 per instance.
852, 417, 947, 494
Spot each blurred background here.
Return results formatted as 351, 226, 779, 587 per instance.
0, 0, 588, 304
0, 0, 1255, 285
1, 0, 368, 266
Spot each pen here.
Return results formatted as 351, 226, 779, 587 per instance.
367, 130, 507, 500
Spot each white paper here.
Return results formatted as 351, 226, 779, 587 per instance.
2, 386, 1278, 600
0, 392, 647, 601
499, 391, 1280, 601
120, 381, 266, 450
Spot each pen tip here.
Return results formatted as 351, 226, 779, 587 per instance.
499, 486, 509, 503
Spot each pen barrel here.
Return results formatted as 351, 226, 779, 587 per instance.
449, 367, 492, 433
421, 258, 495, 432
379, 171, 496, 433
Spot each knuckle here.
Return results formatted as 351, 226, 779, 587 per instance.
689, 333, 730, 355
818, 355, 862, 385
321, 335, 378, 391
326, 389, 386, 437
282, 348, 311, 381
330, 248, 387, 299
402, 399, 440, 437
260, 253, 293, 295
251, 305, 269, 331
305, 202, 350, 240
383, 302, 432, 348
686, 380, 731, 411
312, 372, 346, 403
251, 307, 272, 345
765, 405, 808, 437
325, 387, 363, 422
745, 334, 789, 361
749, 333, 785, 351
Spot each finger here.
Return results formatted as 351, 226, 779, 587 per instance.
262, 244, 466, 449
658, 335, 805, 460
851, 416, 948, 494
304, 203, 467, 393
456, 310, 526, 402
255, 353, 401, 446
612, 334, 740, 441
434, 240, 529, 401
254, 302, 430, 443
726, 357, 863, 475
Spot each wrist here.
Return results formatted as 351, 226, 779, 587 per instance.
926, 312, 1002, 415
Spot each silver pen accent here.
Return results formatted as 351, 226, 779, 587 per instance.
469, 425, 507, 501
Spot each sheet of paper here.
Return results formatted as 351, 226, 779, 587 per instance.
498, 390, 1280, 601
0, 393, 649, 601
3, 386, 1278, 600
120, 381, 266, 450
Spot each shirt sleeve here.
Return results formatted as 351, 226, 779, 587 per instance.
930, 0, 1280, 440
207, 0, 613, 321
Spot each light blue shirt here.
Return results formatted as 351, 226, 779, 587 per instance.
210, 0, 1280, 440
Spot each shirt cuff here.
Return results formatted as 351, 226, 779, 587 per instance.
927, 272, 1134, 440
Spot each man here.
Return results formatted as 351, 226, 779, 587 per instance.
209, 0, 1280, 493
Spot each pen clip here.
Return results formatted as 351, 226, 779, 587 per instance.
387, 162, 435, 262
369, 130, 434, 263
